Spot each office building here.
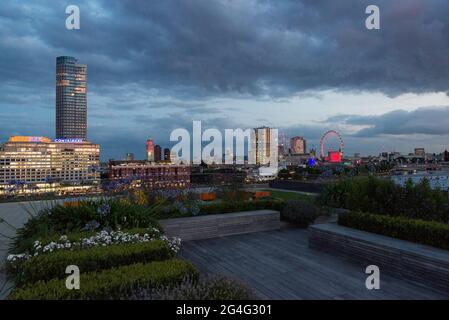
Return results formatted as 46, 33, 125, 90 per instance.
56, 56, 87, 140
414, 148, 425, 157
164, 148, 171, 162
251, 127, 275, 166
290, 136, 306, 155
0, 136, 100, 195
154, 145, 162, 162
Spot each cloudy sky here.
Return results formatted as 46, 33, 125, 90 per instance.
1, 0, 449, 160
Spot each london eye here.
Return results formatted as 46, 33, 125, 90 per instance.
320, 130, 344, 160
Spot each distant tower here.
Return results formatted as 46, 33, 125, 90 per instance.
146, 138, 154, 161
125, 153, 134, 161
56, 56, 87, 140
154, 145, 162, 162
251, 127, 273, 166
164, 148, 171, 162
290, 136, 306, 155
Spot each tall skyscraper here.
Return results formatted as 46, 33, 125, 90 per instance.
290, 136, 306, 155
146, 138, 154, 161
56, 56, 87, 140
251, 127, 273, 166
154, 145, 162, 162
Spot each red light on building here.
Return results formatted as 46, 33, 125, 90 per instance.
146, 138, 154, 161
328, 151, 342, 163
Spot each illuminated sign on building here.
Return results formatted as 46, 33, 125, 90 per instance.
328, 151, 342, 163
9, 136, 51, 143
54, 138, 84, 143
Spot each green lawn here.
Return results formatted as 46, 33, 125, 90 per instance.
265, 189, 315, 202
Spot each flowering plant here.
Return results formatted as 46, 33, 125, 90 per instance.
7, 228, 181, 265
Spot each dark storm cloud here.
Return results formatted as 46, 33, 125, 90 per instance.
1, 0, 449, 158
1, 0, 449, 97
326, 106, 449, 137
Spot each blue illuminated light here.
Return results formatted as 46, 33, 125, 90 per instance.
54, 138, 84, 143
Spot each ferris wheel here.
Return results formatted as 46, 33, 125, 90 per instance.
320, 130, 344, 159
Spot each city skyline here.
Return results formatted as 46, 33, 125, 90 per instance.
1, 1, 449, 160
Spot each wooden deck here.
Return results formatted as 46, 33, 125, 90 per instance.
180, 228, 447, 300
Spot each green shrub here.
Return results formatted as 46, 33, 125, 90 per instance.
318, 176, 449, 223
9, 240, 173, 287
338, 211, 449, 250
199, 199, 284, 216
280, 200, 322, 227
131, 275, 256, 300
7, 259, 198, 300
13, 199, 162, 253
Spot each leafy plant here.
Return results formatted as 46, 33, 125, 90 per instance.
280, 200, 323, 227
12, 199, 162, 253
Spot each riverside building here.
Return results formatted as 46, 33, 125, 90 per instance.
0, 136, 100, 195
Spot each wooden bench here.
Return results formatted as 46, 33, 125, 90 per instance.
309, 223, 449, 294
160, 210, 280, 241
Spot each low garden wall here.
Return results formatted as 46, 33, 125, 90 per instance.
309, 223, 449, 294
160, 210, 280, 241
269, 180, 323, 194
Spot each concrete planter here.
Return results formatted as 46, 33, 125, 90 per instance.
160, 210, 280, 241
309, 223, 449, 294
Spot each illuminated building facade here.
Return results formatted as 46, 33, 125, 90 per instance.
108, 160, 190, 189
146, 138, 154, 162
56, 56, 87, 140
0, 136, 100, 195
290, 136, 306, 155
251, 127, 274, 166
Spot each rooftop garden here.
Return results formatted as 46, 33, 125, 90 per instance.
2, 186, 326, 299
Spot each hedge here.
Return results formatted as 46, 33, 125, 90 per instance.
9, 240, 173, 287
199, 199, 284, 215
338, 211, 449, 250
8, 259, 198, 300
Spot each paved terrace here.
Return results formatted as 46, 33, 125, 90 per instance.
180, 228, 447, 299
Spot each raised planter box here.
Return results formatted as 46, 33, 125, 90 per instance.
160, 210, 280, 241
309, 223, 449, 294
